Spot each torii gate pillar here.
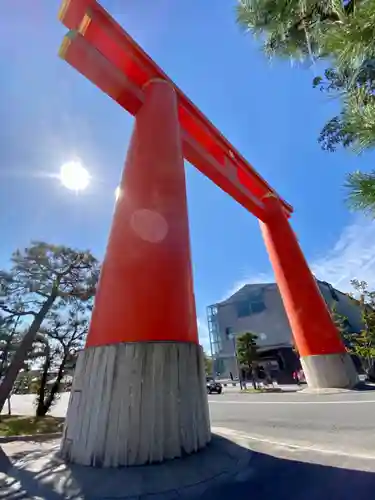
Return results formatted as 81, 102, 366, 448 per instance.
260, 195, 358, 389
61, 80, 210, 467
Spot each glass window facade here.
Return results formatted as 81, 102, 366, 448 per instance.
207, 305, 222, 356
236, 301, 251, 317
235, 291, 265, 318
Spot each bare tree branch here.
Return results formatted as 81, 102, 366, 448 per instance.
0, 306, 36, 317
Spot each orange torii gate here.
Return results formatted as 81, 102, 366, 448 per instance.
58, 0, 357, 467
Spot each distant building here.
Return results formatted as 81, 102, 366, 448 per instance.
207, 280, 363, 382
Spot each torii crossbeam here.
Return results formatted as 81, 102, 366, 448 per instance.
58, 0, 358, 468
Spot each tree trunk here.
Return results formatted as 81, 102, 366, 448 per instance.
0, 295, 55, 413
249, 364, 257, 390
0, 341, 11, 380
366, 355, 373, 375
0, 318, 20, 379
36, 352, 51, 417
42, 355, 67, 415
6, 396, 11, 415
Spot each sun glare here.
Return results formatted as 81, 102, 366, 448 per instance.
60, 161, 90, 191
114, 186, 121, 201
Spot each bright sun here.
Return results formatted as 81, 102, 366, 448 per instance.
60, 161, 90, 191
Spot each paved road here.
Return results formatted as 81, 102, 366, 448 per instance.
209, 387, 375, 457
4, 388, 375, 499
4, 387, 375, 457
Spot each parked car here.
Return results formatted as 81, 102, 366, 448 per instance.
206, 377, 222, 394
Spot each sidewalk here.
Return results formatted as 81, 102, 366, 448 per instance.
2, 428, 375, 499
0, 433, 253, 499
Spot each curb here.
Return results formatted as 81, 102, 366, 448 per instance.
0, 432, 62, 444
299, 382, 375, 395
299, 388, 353, 395
240, 388, 283, 394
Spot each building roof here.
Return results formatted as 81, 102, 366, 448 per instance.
217, 279, 349, 307
219, 283, 277, 306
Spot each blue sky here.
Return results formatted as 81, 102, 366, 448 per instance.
1, 0, 375, 351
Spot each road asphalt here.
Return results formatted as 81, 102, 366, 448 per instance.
4, 386, 375, 457
2, 387, 375, 498
208, 386, 375, 457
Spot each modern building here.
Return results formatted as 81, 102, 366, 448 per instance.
207, 280, 363, 382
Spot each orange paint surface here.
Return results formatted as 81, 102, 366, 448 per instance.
260, 196, 346, 358
86, 81, 198, 347
58, 1, 340, 356
58, 0, 293, 220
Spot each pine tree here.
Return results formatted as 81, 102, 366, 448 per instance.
236, 332, 259, 389
347, 280, 375, 375
237, 1, 375, 214
0, 242, 99, 411
237, 0, 354, 61
35, 305, 89, 417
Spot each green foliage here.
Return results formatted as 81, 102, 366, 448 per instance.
0, 316, 45, 384
345, 171, 375, 215
204, 353, 213, 375
237, 1, 373, 151
236, 332, 259, 369
330, 303, 353, 349
0, 415, 64, 437
346, 279, 375, 371
320, 1, 375, 69
35, 307, 89, 416
236, 332, 259, 390
237, 0, 375, 212
316, 62, 375, 153
0, 241, 99, 317
333, 280, 375, 372
237, 0, 346, 60
0, 242, 99, 411
0, 317, 20, 379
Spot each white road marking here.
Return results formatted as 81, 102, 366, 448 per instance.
212, 427, 375, 460
209, 399, 375, 405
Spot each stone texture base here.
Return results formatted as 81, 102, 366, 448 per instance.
60, 342, 211, 467
301, 352, 359, 389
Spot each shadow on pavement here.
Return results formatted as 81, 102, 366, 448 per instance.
200, 451, 375, 500
355, 383, 375, 391
0, 446, 12, 474
1, 435, 375, 499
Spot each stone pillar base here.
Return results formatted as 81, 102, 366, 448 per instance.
60, 342, 211, 467
301, 352, 358, 389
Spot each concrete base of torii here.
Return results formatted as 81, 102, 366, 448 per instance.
301, 352, 358, 389
60, 342, 211, 467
